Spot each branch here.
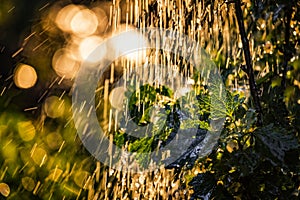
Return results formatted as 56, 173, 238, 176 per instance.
234, 0, 263, 126
281, 5, 293, 89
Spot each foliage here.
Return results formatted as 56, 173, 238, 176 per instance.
188, 1, 300, 198
188, 90, 299, 199
111, 83, 212, 167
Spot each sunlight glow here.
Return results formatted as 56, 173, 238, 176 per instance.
92, 7, 108, 33
55, 4, 82, 33
110, 27, 148, 62
70, 9, 98, 37
79, 36, 106, 64
13, 63, 38, 89
52, 48, 80, 79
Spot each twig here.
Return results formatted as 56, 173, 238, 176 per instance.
234, 0, 263, 126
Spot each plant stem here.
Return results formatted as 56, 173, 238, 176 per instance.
282, 5, 292, 89
234, 0, 263, 126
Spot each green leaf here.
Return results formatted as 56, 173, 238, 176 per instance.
189, 173, 216, 198
189, 173, 234, 199
255, 124, 299, 164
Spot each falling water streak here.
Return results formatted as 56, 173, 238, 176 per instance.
0, 87, 6, 96
12, 48, 24, 58
0, 167, 8, 181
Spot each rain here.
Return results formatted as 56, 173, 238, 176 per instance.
0, 0, 300, 199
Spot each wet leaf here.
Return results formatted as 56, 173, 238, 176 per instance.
226, 140, 239, 153
189, 173, 215, 199
189, 173, 233, 200
255, 124, 299, 164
